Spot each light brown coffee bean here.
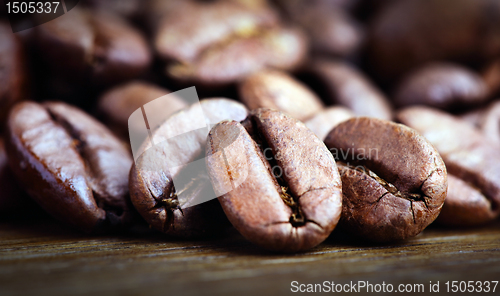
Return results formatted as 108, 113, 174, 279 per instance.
325, 117, 447, 242
398, 106, 500, 226
154, 0, 279, 63
304, 106, 354, 140
154, 0, 307, 85
166, 26, 307, 86
276, 0, 364, 58
394, 63, 488, 110
97, 81, 187, 139
305, 59, 393, 120
6, 101, 134, 232
461, 101, 500, 144
437, 175, 499, 226
129, 99, 248, 237
206, 109, 342, 252
238, 70, 324, 121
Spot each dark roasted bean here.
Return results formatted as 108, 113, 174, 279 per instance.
206, 109, 342, 251
36, 8, 151, 86
0, 22, 26, 128
6, 101, 134, 232
369, 0, 500, 81
305, 59, 393, 120
97, 81, 187, 140
324, 117, 447, 241
394, 63, 488, 110
129, 98, 248, 237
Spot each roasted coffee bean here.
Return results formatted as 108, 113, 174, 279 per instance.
6, 101, 134, 232
398, 106, 500, 225
206, 109, 342, 252
0, 138, 34, 213
129, 99, 248, 237
461, 101, 500, 144
304, 106, 354, 140
36, 8, 151, 86
482, 60, 500, 97
146, 0, 199, 29
437, 175, 499, 226
304, 59, 393, 120
369, 0, 500, 81
97, 81, 187, 140
238, 70, 324, 121
394, 63, 488, 110
0, 22, 26, 128
154, 0, 278, 63
166, 27, 307, 86
154, 0, 307, 85
324, 117, 447, 242
276, 0, 364, 58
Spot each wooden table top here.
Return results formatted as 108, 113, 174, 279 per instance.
0, 217, 499, 296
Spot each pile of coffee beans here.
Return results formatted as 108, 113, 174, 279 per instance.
1, 0, 499, 252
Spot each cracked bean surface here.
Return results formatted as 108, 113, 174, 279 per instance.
206, 109, 342, 252
324, 117, 447, 242
129, 99, 248, 237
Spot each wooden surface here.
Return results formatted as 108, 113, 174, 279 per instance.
0, 217, 499, 296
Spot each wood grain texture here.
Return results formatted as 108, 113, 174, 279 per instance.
0, 218, 499, 296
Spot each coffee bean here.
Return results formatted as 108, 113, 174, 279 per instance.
5, 101, 134, 232
394, 63, 488, 110
276, 0, 364, 58
437, 175, 499, 226
461, 101, 500, 144
304, 59, 393, 120
324, 117, 447, 242
482, 60, 500, 97
154, 0, 307, 85
129, 98, 248, 237
206, 109, 342, 252
369, 0, 500, 81
97, 81, 187, 140
0, 22, 26, 128
0, 137, 34, 213
397, 106, 500, 226
304, 106, 354, 140
154, 0, 278, 63
238, 70, 324, 121
167, 27, 307, 86
36, 8, 151, 86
